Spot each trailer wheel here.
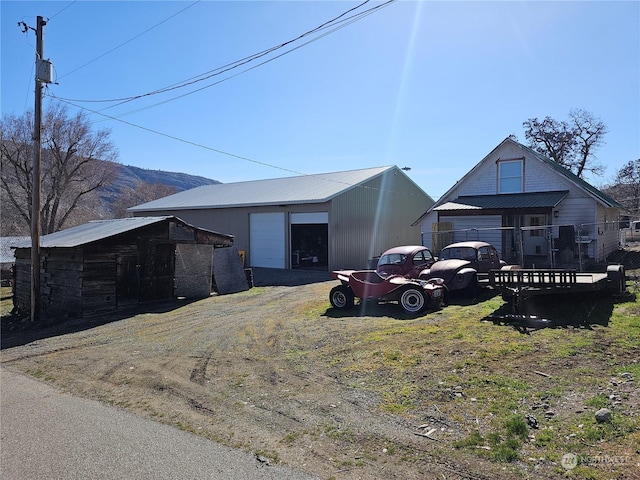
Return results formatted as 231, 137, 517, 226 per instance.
607, 265, 626, 294
399, 286, 428, 314
330, 285, 355, 309
501, 291, 514, 303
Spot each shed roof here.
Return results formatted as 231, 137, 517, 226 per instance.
11, 216, 232, 249
128, 166, 394, 212
434, 191, 569, 211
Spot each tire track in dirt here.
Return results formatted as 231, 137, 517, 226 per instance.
190, 353, 211, 385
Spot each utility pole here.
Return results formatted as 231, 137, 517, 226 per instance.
30, 15, 47, 323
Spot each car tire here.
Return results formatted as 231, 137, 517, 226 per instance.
399, 286, 428, 313
330, 285, 355, 309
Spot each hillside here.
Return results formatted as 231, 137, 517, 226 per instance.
114, 164, 220, 192
0, 163, 221, 236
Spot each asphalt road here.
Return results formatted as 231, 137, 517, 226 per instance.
0, 367, 318, 480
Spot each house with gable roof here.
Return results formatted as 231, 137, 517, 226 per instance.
414, 137, 625, 268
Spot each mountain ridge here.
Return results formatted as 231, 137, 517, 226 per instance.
115, 164, 221, 192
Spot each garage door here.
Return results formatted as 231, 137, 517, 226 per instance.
250, 212, 285, 268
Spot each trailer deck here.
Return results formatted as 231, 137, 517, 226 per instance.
489, 265, 626, 313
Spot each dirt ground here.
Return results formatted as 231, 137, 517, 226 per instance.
2, 256, 639, 479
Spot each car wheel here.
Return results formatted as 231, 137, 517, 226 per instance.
399, 286, 428, 313
329, 285, 355, 309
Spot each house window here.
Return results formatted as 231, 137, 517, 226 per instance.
498, 160, 523, 193
529, 216, 544, 237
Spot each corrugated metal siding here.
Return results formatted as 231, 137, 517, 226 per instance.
330, 170, 432, 270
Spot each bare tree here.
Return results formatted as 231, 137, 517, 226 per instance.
523, 109, 606, 179
110, 180, 178, 218
1, 113, 33, 235
568, 109, 607, 178
605, 159, 640, 218
1, 103, 119, 235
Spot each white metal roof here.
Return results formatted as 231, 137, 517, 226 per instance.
128, 166, 393, 212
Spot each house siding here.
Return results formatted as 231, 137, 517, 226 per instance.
460, 145, 568, 197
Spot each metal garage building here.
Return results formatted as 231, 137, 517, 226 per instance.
129, 166, 434, 271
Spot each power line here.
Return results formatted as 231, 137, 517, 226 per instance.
48, 93, 427, 200
90, 4, 386, 121
50, 93, 306, 175
48, 1, 78, 21
39, 0, 424, 199
54, 0, 395, 106
57, 1, 201, 81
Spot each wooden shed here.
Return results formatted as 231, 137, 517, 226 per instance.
12, 216, 233, 320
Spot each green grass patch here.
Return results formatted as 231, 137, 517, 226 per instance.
453, 430, 484, 448
504, 415, 529, 439
455, 416, 528, 463
584, 394, 609, 409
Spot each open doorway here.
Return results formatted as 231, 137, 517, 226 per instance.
291, 223, 328, 270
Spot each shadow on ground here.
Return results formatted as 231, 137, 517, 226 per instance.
483, 290, 635, 334
323, 287, 499, 320
1, 298, 200, 350
251, 267, 333, 286
1, 268, 335, 349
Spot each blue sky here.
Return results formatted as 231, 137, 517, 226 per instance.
2, 1, 638, 200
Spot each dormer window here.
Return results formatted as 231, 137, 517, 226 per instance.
498, 159, 523, 193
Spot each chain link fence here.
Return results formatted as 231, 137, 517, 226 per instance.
427, 220, 637, 271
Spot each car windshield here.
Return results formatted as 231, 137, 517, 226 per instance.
439, 247, 476, 261
378, 253, 407, 266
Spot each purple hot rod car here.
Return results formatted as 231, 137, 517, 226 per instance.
329, 245, 445, 313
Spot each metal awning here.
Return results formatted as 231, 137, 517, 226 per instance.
434, 191, 569, 211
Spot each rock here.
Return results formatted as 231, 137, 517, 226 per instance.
526, 415, 539, 429
619, 372, 634, 380
595, 408, 612, 423
544, 410, 555, 418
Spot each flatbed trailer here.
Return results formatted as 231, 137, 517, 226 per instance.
489, 265, 626, 313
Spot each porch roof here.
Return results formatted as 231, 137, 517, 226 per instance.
434, 190, 569, 211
